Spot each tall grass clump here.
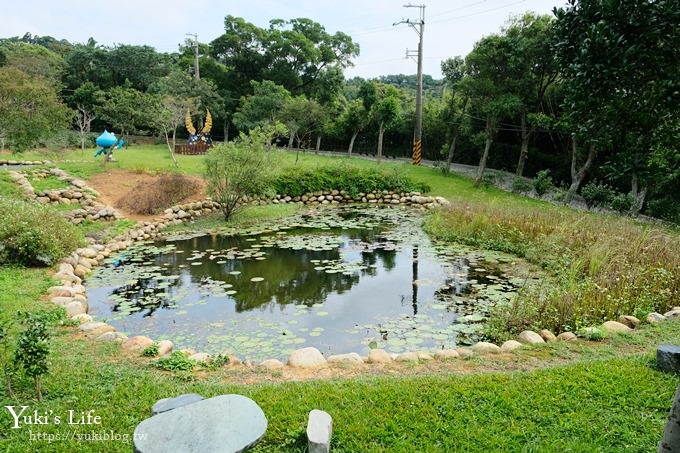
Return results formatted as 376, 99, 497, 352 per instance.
0, 197, 82, 266
424, 201, 680, 337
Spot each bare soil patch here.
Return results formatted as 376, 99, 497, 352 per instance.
87, 169, 206, 221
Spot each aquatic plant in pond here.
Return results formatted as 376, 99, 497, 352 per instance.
86, 206, 537, 361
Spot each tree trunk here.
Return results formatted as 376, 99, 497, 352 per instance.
288, 133, 295, 149
516, 113, 531, 177
659, 382, 680, 452
348, 131, 358, 156
315, 136, 321, 154
223, 119, 229, 143
474, 118, 495, 187
167, 129, 178, 167
564, 138, 596, 203
445, 135, 458, 173
631, 174, 647, 215
377, 122, 385, 164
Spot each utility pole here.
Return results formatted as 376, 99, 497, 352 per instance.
394, 3, 425, 165
186, 33, 200, 80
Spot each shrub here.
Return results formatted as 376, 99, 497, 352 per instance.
0, 197, 81, 266
511, 178, 533, 194
14, 313, 50, 400
143, 343, 159, 357
532, 170, 553, 197
154, 351, 194, 371
581, 181, 614, 209
115, 173, 199, 215
610, 192, 636, 214
271, 164, 429, 198
205, 132, 274, 221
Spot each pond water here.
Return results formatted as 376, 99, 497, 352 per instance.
87, 206, 535, 361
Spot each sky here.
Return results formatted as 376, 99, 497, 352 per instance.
2, 0, 568, 79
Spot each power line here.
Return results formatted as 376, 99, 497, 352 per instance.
429, 0, 528, 25
428, 0, 489, 18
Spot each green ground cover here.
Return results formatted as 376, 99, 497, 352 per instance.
1, 146, 678, 452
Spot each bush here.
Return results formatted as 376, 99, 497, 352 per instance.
532, 170, 553, 197
271, 164, 429, 198
511, 178, 533, 194
0, 197, 81, 266
205, 132, 274, 221
610, 192, 636, 214
154, 351, 194, 371
581, 181, 614, 209
115, 173, 199, 215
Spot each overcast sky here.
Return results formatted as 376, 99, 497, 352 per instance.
3, 0, 568, 79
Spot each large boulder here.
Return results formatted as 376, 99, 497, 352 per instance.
367, 349, 392, 364
601, 321, 632, 333
133, 395, 267, 453
518, 330, 545, 345
327, 353, 363, 366
657, 345, 680, 373
288, 347, 327, 368
472, 342, 500, 354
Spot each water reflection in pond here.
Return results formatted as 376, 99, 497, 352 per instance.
87, 206, 534, 360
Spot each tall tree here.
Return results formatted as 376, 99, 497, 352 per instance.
70, 81, 103, 152
233, 80, 291, 134
337, 99, 368, 155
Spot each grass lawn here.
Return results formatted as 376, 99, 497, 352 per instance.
1, 145, 678, 452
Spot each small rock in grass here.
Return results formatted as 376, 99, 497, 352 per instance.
307, 409, 332, 453
539, 329, 557, 342
367, 349, 392, 364
327, 353, 363, 365
395, 352, 419, 363
618, 315, 640, 329
455, 348, 473, 358
288, 347, 327, 368
664, 309, 680, 319
557, 332, 577, 342
647, 312, 666, 324
259, 359, 285, 369
122, 335, 154, 352
70, 313, 92, 324
601, 320, 632, 333
79, 321, 109, 332
657, 344, 680, 373
151, 394, 204, 416
416, 352, 434, 361
518, 330, 545, 345
500, 340, 523, 352
96, 331, 127, 342
472, 342, 500, 354
434, 349, 460, 360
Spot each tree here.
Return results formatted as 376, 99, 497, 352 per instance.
0, 67, 72, 152
70, 81, 103, 152
280, 95, 322, 150
204, 131, 274, 220
337, 99, 368, 155
14, 315, 50, 401
360, 82, 402, 163
0, 41, 64, 86
149, 95, 196, 167
233, 80, 291, 133
440, 56, 470, 172
96, 86, 153, 147
461, 35, 522, 186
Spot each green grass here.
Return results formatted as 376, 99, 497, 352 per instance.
29, 176, 71, 192
163, 204, 303, 234
0, 172, 20, 198
0, 261, 678, 452
75, 219, 137, 243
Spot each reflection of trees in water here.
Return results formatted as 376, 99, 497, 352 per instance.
109, 274, 180, 317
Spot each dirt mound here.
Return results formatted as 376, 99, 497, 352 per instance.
87, 170, 206, 221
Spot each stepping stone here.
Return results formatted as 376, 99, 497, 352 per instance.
134, 395, 267, 453
307, 409, 332, 453
151, 394, 204, 416
657, 345, 680, 373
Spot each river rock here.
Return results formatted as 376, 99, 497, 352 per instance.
71, 313, 93, 324
518, 330, 545, 345
122, 336, 154, 352
602, 321, 632, 333
288, 347, 327, 368
472, 342, 500, 354
434, 349, 460, 360
539, 330, 557, 342
657, 345, 680, 373
133, 394, 267, 453
647, 312, 666, 324
259, 359, 285, 369
79, 321, 109, 332
618, 315, 640, 329
157, 340, 173, 356
395, 352, 419, 363
455, 348, 473, 358
65, 301, 85, 317
501, 340, 523, 352
151, 394, 204, 416
327, 353, 363, 365
367, 349, 392, 364
557, 332, 577, 341
665, 309, 680, 319
307, 409, 332, 453
96, 331, 127, 342
189, 353, 211, 363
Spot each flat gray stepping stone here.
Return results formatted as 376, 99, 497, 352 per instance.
134, 394, 267, 453
658, 344, 680, 373
151, 393, 204, 416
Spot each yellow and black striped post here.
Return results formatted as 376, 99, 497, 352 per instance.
412, 139, 422, 166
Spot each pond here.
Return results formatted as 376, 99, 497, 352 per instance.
86, 206, 537, 361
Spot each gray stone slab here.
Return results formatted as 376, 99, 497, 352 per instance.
151, 393, 204, 416
657, 344, 680, 373
134, 394, 267, 453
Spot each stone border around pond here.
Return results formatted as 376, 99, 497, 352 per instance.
39, 167, 680, 372
0, 159, 48, 166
